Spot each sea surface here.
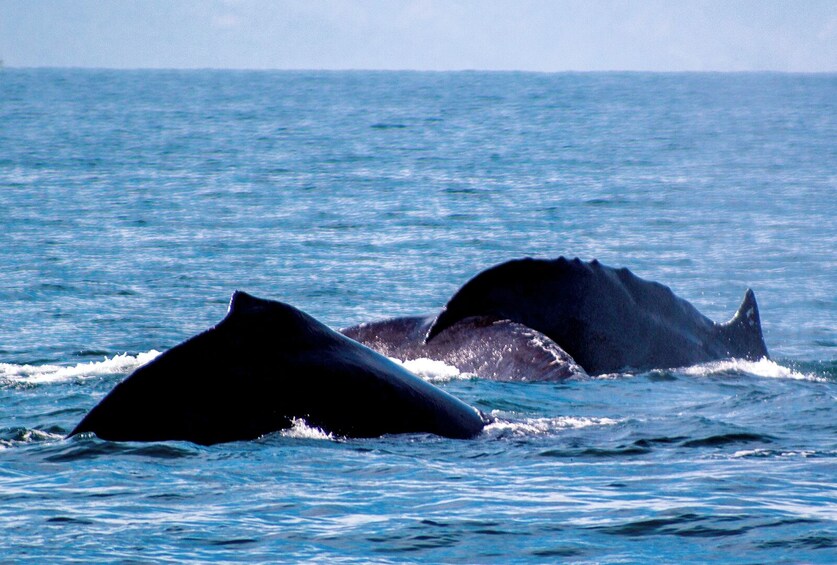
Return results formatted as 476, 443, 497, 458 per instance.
1, 69, 835, 563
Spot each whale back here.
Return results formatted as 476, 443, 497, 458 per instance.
70, 292, 486, 445
426, 257, 769, 374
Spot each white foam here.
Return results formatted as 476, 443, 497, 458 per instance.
389, 357, 469, 382
483, 415, 621, 437
680, 357, 827, 383
0, 351, 161, 385
279, 418, 335, 441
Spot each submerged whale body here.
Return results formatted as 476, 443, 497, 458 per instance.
425, 257, 769, 375
70, 292, 486, 445
342, 315, 586, 381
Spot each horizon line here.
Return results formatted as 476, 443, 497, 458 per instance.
3, 65, 836, 76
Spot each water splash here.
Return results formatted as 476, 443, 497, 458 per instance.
279, 418, 335, 441
483, 415, 621, 438
0, 427, 65, 450
680, 357, 827, 382
389, 357, 469, 382
0, 351, 160, 385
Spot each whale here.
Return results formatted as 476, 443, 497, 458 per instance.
424, 257, 769, 375
69, 292, 487, 445
342, 315, 586, 381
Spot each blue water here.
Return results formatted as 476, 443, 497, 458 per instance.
1, 69, 836, 563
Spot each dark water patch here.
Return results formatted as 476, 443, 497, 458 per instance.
366, 519, 494, 554
420, 518, 449, 527
444, 187, 480, 194
759, 532, 836, 550
46, 516, 94, 525
146, 492, 194, 501
596, 512, 749, 538
74, 349, 112, 358
371, 123, 408, 129
371, 534, 459, 553
539, 445, 652, 458
445, 213, 479, 221
681, 432, 773, 448
44, 438, 198, 462
531, 547, 585, 558
585, 197, 630, 207
36, 283, 74, 293
126, 443, 200, 459
42, 407, 86, 419
209, 538, 259, 547
633, 435, 689, 447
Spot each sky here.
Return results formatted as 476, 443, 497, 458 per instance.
2, 0, 836, 72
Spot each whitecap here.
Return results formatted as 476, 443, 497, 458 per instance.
0, 350, 161, 385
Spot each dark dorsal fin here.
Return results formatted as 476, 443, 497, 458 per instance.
721, 288, 769, 360
228, 290, 264, 315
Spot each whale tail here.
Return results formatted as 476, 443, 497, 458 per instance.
721, 288, 769, 360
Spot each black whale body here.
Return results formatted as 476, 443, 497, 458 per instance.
70, 292, 486, 445
344, 257, 768, 377
426, 257, 769, 375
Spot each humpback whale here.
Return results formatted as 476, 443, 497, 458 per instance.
426, 257, 769, 375
70, 292, 487, 445
344, 257, 768, 377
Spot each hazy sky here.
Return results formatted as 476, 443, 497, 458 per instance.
2, 0, 835, 72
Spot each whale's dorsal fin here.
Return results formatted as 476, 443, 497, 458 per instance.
721, 288, 769, 360
729, 288, 760, 329
228, 290, 262, 315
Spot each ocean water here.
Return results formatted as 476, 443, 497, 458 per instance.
1, 69, 835, 563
